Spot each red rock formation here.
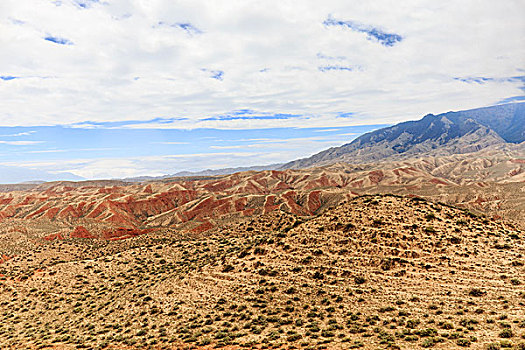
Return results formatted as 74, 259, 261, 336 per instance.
307, 191, 322, 214
43, 207, 60, 220
0, 254, 12, 264
0, 197, 13, 205
368, 170, 385, 185
70, 226, 96, 239
191, 221, 214, 234
2, 156, 523, 241
429, 178, 449, 185
43, 233, 64, 241
263, 195, 279, 214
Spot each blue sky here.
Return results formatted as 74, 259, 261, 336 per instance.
0, 124, 385, 179
0, 0, 524, 181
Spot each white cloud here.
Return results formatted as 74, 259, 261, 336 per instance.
1, 152, 268, 179
0, 131, 35, 137
0, 0, 522, 128
0, 140, 43, 145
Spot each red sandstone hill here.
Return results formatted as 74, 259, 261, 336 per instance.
0, 148, 523, 245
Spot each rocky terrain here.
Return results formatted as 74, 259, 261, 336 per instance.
0, 195, 523, 349
0, 144, 523, 249
282, 103, 525, 169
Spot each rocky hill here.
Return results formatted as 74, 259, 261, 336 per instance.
0, 194, 523, 349
281, 103, 525, 169
0, 145, 523, 248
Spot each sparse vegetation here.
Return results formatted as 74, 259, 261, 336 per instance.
0, 194, 522, 349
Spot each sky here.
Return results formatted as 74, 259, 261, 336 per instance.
0, 0, 524, 182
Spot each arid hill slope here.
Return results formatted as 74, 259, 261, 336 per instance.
0, 195, 523, 349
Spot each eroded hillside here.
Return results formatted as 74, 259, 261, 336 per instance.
0, 146, 524, 247
0, 195, 523, 349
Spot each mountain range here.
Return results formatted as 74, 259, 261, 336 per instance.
281, 102, 525, 169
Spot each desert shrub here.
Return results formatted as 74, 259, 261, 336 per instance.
449, 236, 462, 244
441, 322, 454, 330
312, 271, 324, 280
456, 338, 471, 347
406, 319, 421, 329
499, 329, 513, 338
372, 219, 383, 227
468, 288, 485, 297
424, 226, 436, 233
425, 213, 436, 221
417, 328, 438, 337
354, 276, 366, 285
499, 340, 513, 348
284, 287, 296, 295
421, 337, 438, 347
513, 342, 525, 350
222, 265, 234, 273
287, 334, 302, 342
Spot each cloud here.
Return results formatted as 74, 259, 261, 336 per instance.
0, 1, 523, 129
9, 17, 25, 25
0, 140, 43, 145
454, 77, 494, 84
323, 16, 403, 47
454, 75, 525, 94
209, 135, 356, 152
497, 96, 525, 104
44, 35, 73, 45
70, 117, 189, 129
0, 164, 83, 184
0, 123, 376, 179
314, 128, 341, 132
2, 152, 264, 179
0, 131, 35, 137
317, 52, 346, 61
0, 0, 521, 129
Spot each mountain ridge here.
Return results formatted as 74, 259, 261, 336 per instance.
280, 102, 525, 170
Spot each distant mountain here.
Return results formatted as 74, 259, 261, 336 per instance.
281, 102, 525, 169
0, 165, 84, 184
123, 164, 281, 182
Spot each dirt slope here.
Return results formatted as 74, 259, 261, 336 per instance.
0, 195, 523, 349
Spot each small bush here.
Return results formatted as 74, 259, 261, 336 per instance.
456, 338, 471, 347
468, 288, 485, 297
354, 276, 366, 285
222, 265, 234, 273
498, 329, 513, 338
